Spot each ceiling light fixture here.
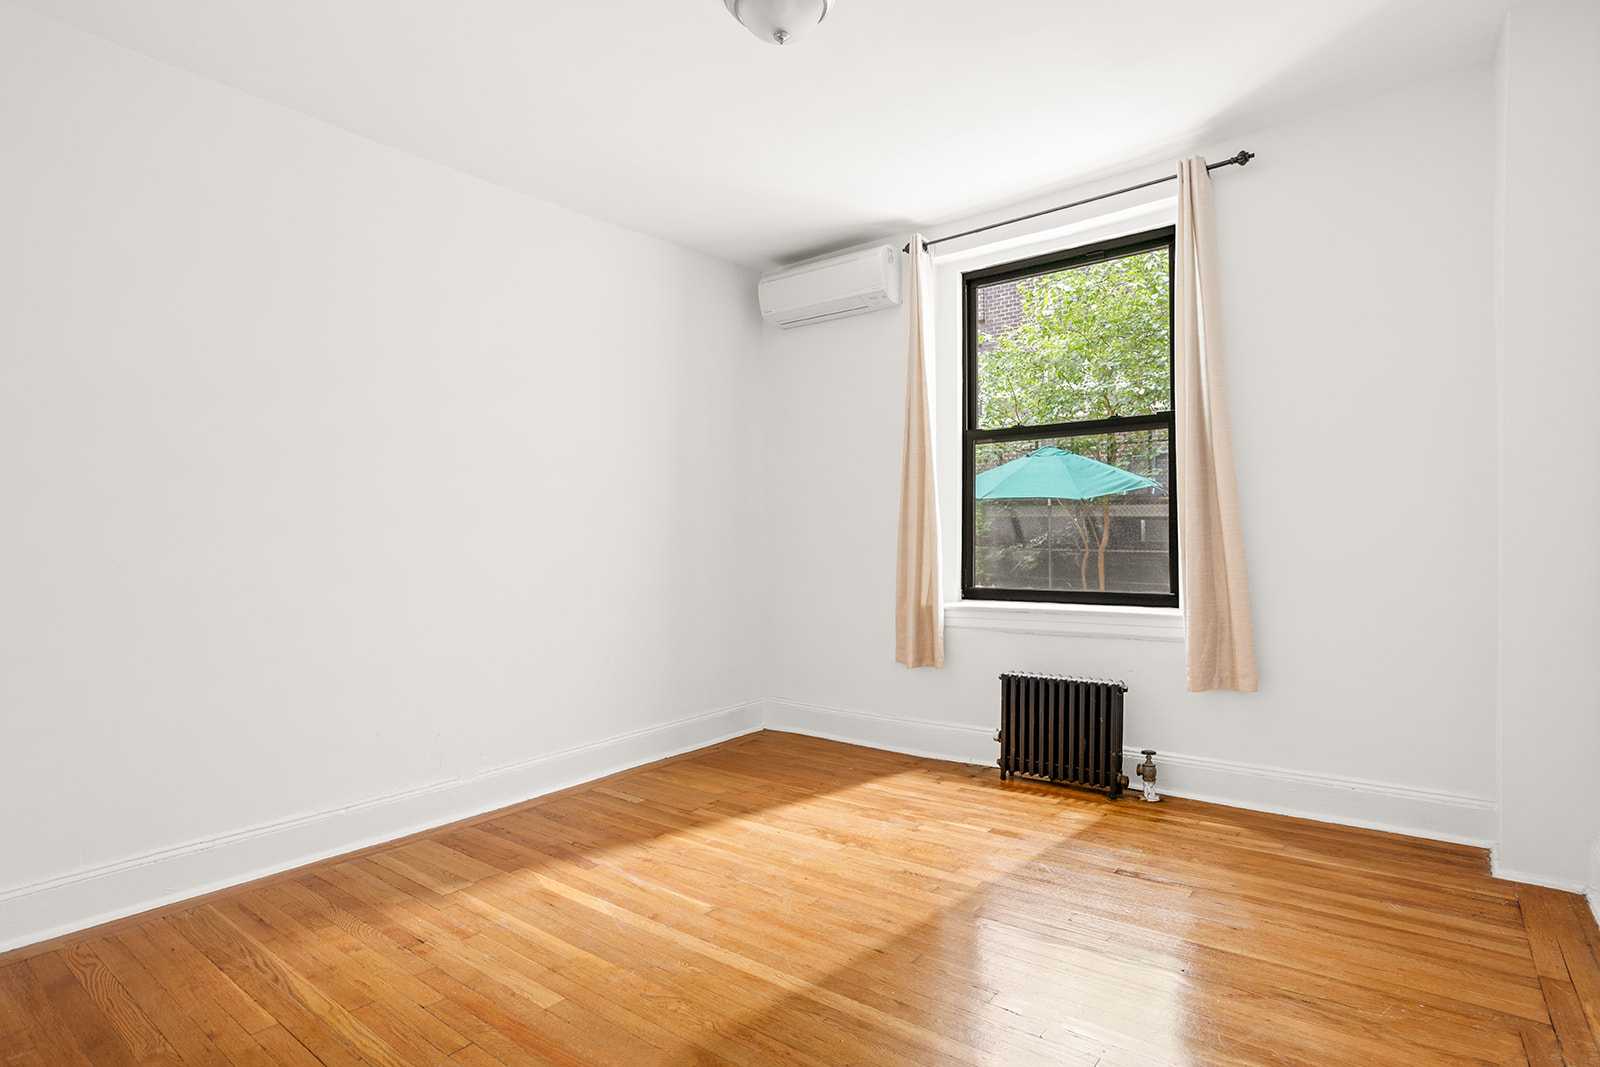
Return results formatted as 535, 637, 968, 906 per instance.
723, 0, 833, 45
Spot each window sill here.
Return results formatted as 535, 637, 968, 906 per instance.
944, 600, 1184, 642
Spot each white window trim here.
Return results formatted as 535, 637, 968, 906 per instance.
931, 188, 1181, 638
944, 600, 1184, 641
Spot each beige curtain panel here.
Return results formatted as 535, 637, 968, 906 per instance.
1175, 158, 1258, 692
895, 237, 945, 668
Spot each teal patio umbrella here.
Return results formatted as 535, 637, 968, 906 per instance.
975, 446, 1160, 500
975, 446, 1161, 588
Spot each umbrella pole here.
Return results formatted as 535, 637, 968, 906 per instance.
1046, 499, 1053, 588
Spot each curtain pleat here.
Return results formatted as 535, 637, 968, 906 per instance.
1175, 159, 1258, 692
895, 238, 944, 668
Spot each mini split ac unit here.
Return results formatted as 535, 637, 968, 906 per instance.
758, 245, 903, 328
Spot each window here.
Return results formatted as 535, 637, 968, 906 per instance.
962, 228, 1177, 608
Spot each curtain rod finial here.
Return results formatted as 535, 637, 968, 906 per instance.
1232, 150, 1255, 166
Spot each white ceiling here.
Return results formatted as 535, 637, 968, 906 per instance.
11, 0, 1519, 269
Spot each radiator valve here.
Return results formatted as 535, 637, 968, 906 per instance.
1136, 750, 1160, 803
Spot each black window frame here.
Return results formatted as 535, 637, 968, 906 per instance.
961, 227, 1179, 608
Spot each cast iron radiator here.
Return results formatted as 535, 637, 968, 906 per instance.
997, 672, 1127, 797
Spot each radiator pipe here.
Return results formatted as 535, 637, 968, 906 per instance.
1136, 750, 1160, 803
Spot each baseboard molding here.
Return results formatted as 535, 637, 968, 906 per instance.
764, 697, 997, 766
1569, 837, 1600, 924
764, 697, 1497, 848
1140, 749, 1497, 848
1486, 833, 1600, 898
1489, 861, 1589, 896
1592, 838, 1600, 928
1587, 844, 1600, 927
0, 695, 1512, 955
0, 701, 764, 955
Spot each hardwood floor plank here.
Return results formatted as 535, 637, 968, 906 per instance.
291, 870, 435, 965
136, 918, 279, 1035
434, 898, 843, 1066
249, 1023, 330, 1067
247, 892, 468, 1059
403, 912, 567, 1011
416, 964, 658, 1067
232, 880, 452, 1045
1521, 1021, 1564, 1067
534, 850, 1004, 1027
352, 997, 467, 1065
451, 831, 1036, 1062
0, 961, 84, 1067
110, 925, 279, 1063
255, 881, 445, 1008
1542, 974, 1600, 1065
210, 896, 375, 1013
1537, 884, 1600, 1044
340, 855, 453, 910
25, 951, 140, 1066
491, 867, 1026, 1066
421, 982, 561, 1067
397, 839, 504, 885
436, 825, 540, 874
169, 906, 400, 1067
74, 938, 229, 1067
58, 941, 186, 1065
449, 1044, 514, 1067
1520, 885, 1574, 982
1, 732, 1593, 1066
367, 847, 480, 897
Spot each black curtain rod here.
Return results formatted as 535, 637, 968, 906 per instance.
904, 150, 1255, 254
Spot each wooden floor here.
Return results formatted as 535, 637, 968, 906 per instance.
3, 732, 1599, 1066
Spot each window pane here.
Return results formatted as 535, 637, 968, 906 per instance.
971, 427, 1172, 596
975, 248, 1171, 430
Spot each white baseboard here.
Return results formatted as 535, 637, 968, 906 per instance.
764, 697, 1497, 848
1590, 837, 1600, 927
0, 695, 1517, 956
764, 697, 997, 766
1490, 858, 1589, 895
1487, 834, 1600, 898
0, 701, 764, 955
1140, 749, 1497, 848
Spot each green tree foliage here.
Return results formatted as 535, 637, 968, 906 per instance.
977, 249, 1171, 430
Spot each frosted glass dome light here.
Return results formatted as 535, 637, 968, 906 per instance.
723, 0, 834, 45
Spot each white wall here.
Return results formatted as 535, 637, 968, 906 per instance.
0, 4, 764, 951
763, 65, 1504, 847
1494, 0, 1600, 891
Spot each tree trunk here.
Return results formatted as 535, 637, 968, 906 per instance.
1095, 498, 1111, 590
1096, 432, 1120, 591
1066, 504, 1092, 589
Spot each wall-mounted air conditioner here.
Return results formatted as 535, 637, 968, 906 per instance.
758, 245, 903, 328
